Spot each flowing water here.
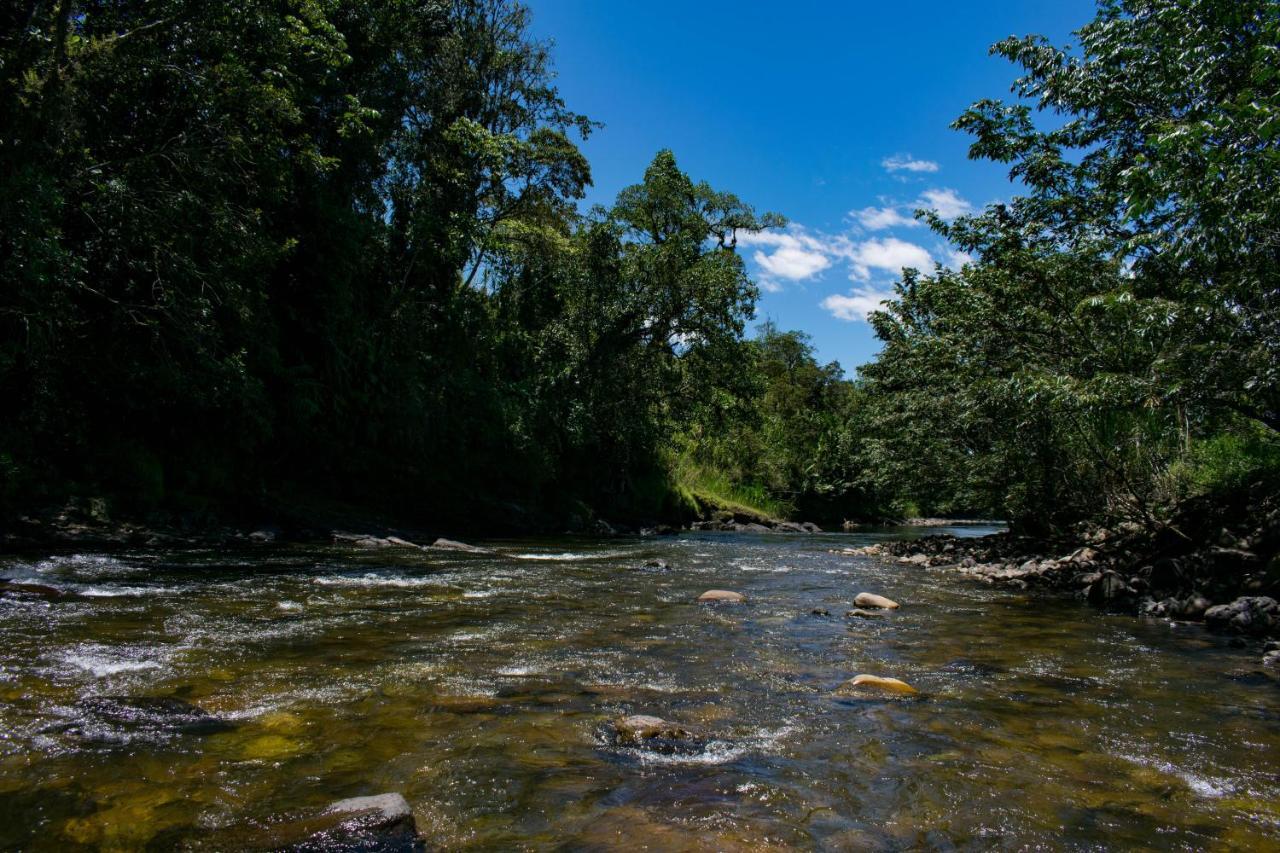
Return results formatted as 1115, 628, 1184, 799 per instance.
1, 528, 1278, 850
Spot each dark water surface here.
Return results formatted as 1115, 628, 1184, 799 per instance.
1, 528, 1278, 850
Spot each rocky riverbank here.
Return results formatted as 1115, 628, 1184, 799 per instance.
0, 496, 825, 553
844, 493, 1280, 668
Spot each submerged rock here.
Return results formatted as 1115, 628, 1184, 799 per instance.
853, 592, 899, 610
845, 608, 883, 619
1204, 596, 1278, 636
612, 715, 706, 754
75, 696, 233, 736
641, 559, 671, 571
835, 674, 918, 696
697, 589, 745, 603
0, 579, 76, 601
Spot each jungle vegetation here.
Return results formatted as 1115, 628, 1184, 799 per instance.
2, 0, 1276, 533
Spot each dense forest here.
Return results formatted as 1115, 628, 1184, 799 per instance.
2, 0, 1277, 537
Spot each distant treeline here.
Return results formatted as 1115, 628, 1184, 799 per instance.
2, 0, 1277, 533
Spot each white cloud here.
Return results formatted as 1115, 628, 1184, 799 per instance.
853, 204, 920, 231
752, 244, 831, 281
822, 286, 896, 323
917, 188, 972, 220
943, 247, 974, 269
737, 227, 839, 288
882, 154, 939, 174
738, 227, 939, 292
848, 237, 933, 281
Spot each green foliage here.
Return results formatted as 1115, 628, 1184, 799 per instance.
675, 323, 886, 524
1166, 428, 1280, 499
860, 0, 1280, 531
0, 2, 781, 525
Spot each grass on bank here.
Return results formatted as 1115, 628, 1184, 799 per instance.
673, 462, 794, 523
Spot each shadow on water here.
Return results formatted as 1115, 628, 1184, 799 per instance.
0, 529, 1278, 849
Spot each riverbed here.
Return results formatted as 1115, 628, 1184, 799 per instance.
1, 527, 1278, 849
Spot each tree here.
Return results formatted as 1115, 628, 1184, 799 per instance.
861, 0, 1280, 530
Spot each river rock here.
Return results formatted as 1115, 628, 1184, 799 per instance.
1180, 594, 1213, 620
845, 608, 883, 619
835, 674, 918, 696
243, 792, 423, 851
853, 592, 899, 610
612, 715, 705, 754
1203, 596, 1278, 636
697, 589, 745, 603
1263, 650, 1280, 669
734, 522, 773, 533
429, 538, 494, 555
1139, 597, 1182, 618
0, 579, 75, 601
642, 560, 671, 571
1086, 571, 1133, 607
75, 696, 233, 736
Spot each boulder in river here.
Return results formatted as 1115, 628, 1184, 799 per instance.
612, 715, 706, 754
429, 538, 495, 555
237, 792, 423, 851
696, 589, 747, 601
853, 592, 899, 610
835, 674, 918, 696
1203, 596, 1278, 636
845, 608, 883, 619
697, 589, 745, 603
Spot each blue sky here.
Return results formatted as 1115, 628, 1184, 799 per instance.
526, 0, 1096, 374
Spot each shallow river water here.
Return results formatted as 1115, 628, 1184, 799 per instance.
1, 528, 1278, 850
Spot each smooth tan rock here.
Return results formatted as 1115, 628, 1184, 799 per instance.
845, 608, 883, 619
836, 674, 918, 696
430, 537, 495, 554
697, 589, 745, 603
854, 592, 899, 609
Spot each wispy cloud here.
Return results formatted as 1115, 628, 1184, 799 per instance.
882, 154, 939, 174
917, 188, 972, 220
852, 187, 975, 232
852, 205, 921, 231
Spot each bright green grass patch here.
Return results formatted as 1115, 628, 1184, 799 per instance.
674, 462, 794, 522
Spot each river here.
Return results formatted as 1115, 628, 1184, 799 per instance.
1, 527, 1278, 849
